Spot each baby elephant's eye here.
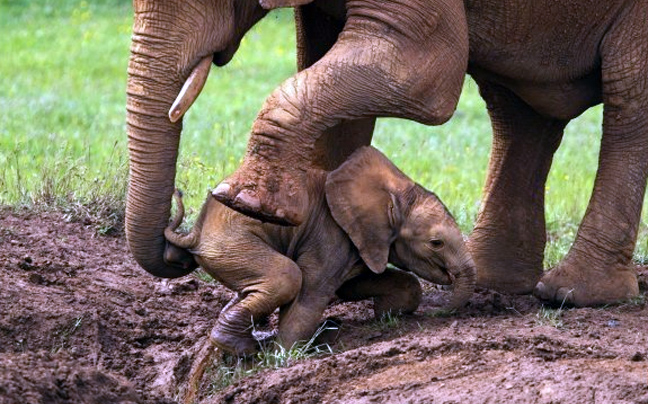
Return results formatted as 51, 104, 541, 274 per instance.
429, 239, 444, 249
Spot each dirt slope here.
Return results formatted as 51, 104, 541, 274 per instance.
1, 209, 647, 404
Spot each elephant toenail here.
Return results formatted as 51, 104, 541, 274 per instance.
212, 183, 232, 198
235, 190, 261, 210
534, 281, 547, 298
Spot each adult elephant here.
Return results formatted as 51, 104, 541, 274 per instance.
126, 0, 375, 279
210, 0, 646, 307
127, 0, 645, 307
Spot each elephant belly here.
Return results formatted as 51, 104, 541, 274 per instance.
470, 66, 602, 120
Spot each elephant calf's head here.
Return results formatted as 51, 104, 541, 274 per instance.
326, 147, 476, 308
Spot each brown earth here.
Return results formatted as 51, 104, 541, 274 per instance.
1, 208, 647, 404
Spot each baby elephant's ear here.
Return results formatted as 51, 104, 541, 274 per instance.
326, 146, 414, 274
259, 0, 314, 10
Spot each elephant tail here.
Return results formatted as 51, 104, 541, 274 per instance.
164, 189, 200, 250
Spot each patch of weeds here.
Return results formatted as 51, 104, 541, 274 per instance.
52, 316, 83, 353
535, 306, 565, 328
3, 141, 128, 236
208, 355, 254, 393
620, 294, 646, 308
535, 289, 573, 329
634, 255, 648, 266
426, 309, 457, 318
207, 322, 336, 394
372, 311, 401, 331
61, 194, 125, 236
193, 269, 215, 284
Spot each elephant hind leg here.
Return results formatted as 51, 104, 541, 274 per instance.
535, 7, 647, 306
336, 267, 422, 319
209, 252, 302, 355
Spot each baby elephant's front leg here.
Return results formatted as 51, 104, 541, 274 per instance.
209, 253, 302, 355
336, 267, 422, 318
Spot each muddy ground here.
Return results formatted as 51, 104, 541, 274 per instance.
1, 208, 647, 404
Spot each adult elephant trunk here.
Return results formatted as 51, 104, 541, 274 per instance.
125, 18, 198, 278
124, 0, 272, 278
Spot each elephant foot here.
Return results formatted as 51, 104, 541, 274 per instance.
468, 234, 543, 295
534, 256, 639, 307
210, 302, 260, 356
212, 157, 310, 226
210, 326, 258, 356
373, 279, 422, 318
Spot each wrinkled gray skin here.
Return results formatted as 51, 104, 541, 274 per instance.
213, 0, 646, 308
126, 0, 646, 307
164, 147, 475, 354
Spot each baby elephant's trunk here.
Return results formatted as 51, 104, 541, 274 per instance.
447, 251, 476, 309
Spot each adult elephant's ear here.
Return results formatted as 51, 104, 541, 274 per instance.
259, 0, 314, 10
326, 146, 414, 274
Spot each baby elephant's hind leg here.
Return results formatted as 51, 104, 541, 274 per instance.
337, 267, 422, 319
210, 253, 302, 355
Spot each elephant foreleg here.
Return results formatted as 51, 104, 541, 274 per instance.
336, 267, 422, 319
212, 0, 468, 226
535, 8, 646, 306
469, 79, 567, 295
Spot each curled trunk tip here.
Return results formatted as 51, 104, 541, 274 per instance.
448, 258, 476, 309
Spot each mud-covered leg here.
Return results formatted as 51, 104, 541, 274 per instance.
535, 9, 646, 306
211, 117, 375, 227
212, 7, 374, 226
213, 2, 467, 226
207, 251, 302, 355
468, 80, 567, 294
336, 267, 422, 319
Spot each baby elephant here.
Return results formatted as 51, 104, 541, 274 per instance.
165, 146, 475, 355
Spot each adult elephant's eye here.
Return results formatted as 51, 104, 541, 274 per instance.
429, 239, 444, 250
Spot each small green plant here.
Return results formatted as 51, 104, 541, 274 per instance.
621, 294, 646, 307
426, 308, 457, 318
52, 316, 83, 353
374, 310, 401, 330
207, 322, 336, 394
535, 289, 573, 329
535, 306, 565, 328
193, 269, 214, 284
208, 355, 254, 393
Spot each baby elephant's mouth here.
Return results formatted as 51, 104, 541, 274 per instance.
430, 256, 454, 285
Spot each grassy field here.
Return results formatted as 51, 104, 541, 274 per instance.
1, 0, 647, 265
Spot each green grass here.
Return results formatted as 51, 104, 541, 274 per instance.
207, 323, 336, 393
535, 305, 566, 329
372, 310, 402, 331
2, 0, 648, 266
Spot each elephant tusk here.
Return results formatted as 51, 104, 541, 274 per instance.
169, 56, 213, 123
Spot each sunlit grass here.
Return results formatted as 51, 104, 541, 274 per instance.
207, 323, 336, 393
1, 0, 647, 266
